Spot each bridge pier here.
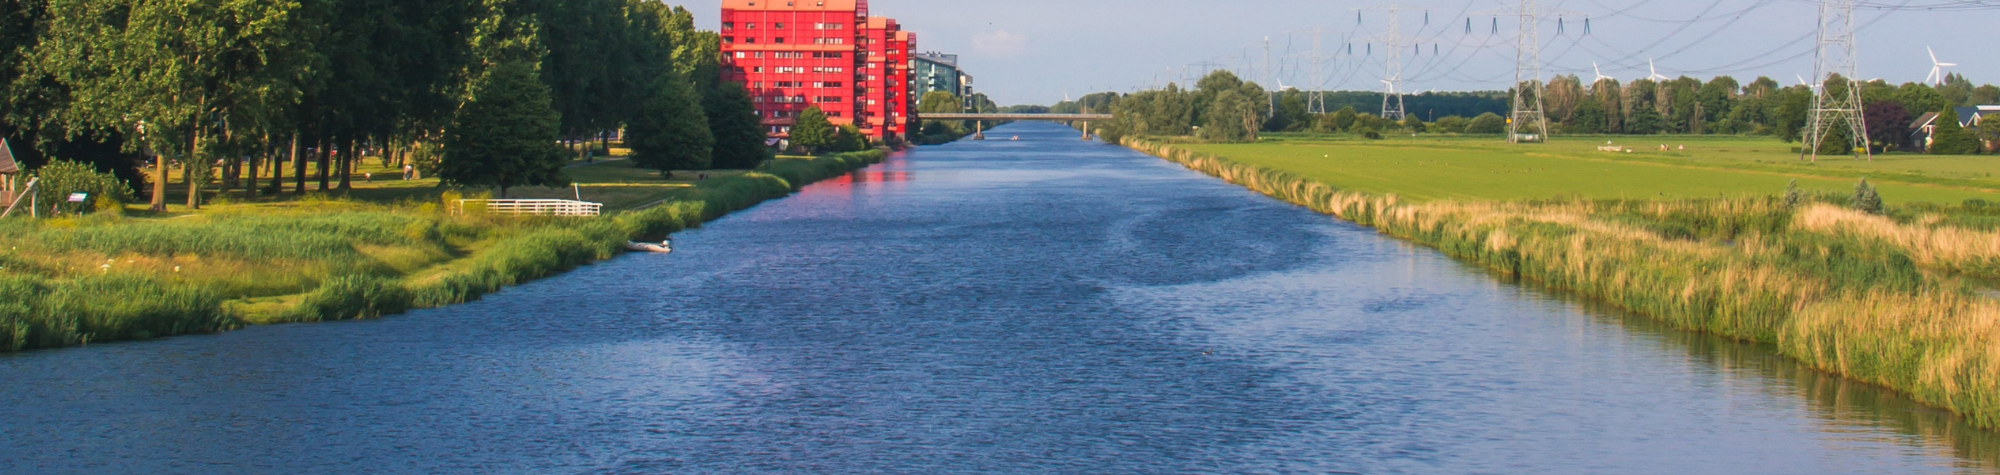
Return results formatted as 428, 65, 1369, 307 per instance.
973, 120, 985, 141
1081, 121, 1091, 141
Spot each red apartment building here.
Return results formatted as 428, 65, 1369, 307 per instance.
719, 0, 915, 141
859, 17, 914, 138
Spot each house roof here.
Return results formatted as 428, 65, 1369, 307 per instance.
1913, 111, 1940, 130
0, 138, 17, 174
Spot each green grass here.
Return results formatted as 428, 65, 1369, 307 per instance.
1184, 135, 2000, 205
0, 150, 888, 350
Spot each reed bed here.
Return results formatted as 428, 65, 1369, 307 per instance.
1125, 137, 2000, 430
0, 150, 886, 351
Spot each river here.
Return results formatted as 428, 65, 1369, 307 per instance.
2, 122, 1996, 474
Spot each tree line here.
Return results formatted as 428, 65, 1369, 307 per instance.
0, 0, 767, 208
1062, 69, 2000, 154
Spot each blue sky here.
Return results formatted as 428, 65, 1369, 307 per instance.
695, 0, 1998, 106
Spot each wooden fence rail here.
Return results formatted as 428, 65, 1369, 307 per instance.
454, 199, 602, 217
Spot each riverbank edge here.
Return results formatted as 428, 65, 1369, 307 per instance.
1120, 137, 2000, 430
275, 149, 891, 322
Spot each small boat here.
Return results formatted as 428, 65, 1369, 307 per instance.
625, 240, 673, 253
1010, 136, 1020, 141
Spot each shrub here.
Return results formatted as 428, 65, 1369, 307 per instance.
1851, 178, 1883, 214
31, 160, 132, 215
1465, 113, 1506, 134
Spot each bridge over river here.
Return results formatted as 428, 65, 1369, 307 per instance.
922, 113, 1111, 140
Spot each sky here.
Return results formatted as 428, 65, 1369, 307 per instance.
694, 0, 2000, 106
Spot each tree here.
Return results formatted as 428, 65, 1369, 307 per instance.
1863, 101, 1911, 152
1269, 90, 1307, 132
1772, 87, 1814, 142
626, 75, 712, 177
1544, 75, 1584, 122
1568, 96, 1608, 134
439, 60, 568, 197
916, 91, 962, 136
704, 81, 768, 169
1626, 107, 1668, 135
1192, 71, 1244, 126
1976, 117, 2000, 154
1897, 84, 1948, 117
790, 107, 834, 153
1199, 89, 1260, 143
1930, 107, 1979, 155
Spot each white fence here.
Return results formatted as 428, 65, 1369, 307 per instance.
456, 199, 603, 217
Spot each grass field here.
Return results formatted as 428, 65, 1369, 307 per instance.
1183, 135, 2000, 205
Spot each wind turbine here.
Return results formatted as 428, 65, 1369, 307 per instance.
1926, 47, 1957, 86
1593, 62, 1613, 83
1647, 59, 1670, 81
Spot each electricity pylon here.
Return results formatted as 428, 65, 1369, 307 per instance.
1801, 0, 1871, 161
1479, 0, 1582, 144
1357, 3, 1426, 121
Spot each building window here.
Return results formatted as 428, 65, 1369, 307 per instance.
774, 37, 785, 44
774, 23, 784, 29
734, 52, 745, 58
754, 51, 764, 58
746, 23, 757, 29
745, 37, 756, 44
722, 22, 734, 31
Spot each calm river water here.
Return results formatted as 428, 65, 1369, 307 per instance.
3, 122, 1998, 474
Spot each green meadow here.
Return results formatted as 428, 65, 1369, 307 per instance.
1180, 135, 2000, 204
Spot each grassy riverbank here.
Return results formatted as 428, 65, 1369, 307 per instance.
1124, 137, 2000, 430
0, 150, 886, 351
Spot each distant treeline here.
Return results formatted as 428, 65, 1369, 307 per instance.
1051, 70, 2000, 153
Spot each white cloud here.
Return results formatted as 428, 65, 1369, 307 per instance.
972, 30, 1029, 58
